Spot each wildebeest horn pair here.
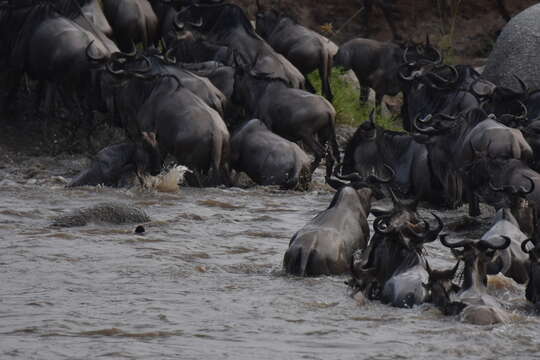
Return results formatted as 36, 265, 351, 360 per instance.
440, 234, 512, 250
489, 175, 535, 196
405, 213, 444, 244
328, 164, 395, 190
413, 113, 458, 135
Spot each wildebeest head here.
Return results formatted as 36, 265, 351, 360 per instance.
522, 238, 540, 309
400, 35, 443, 66
423, 260, 462, 313
326, 163, 395, 200
371, 190, 443, 249
440, 234, 512, 288
174, 0, 248, 34
471, 75, 529, 128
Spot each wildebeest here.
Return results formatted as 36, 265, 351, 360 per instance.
232, 55, 339, 175
521, 238, 540, 310
174, 1, 305, 89
178, 61, 236, 100
400, 64, 480, 131
68, 133, 162, 188
334, 36, 441, 111
140, 49, 228, 117
341, 110, 443, 204
350, 192, 444, 308
479, 208, 530, 284
433, 234, 512, 325
358, 0, 400, 40
230, 119, 311, 190
91, 53, 231, 186
255, 2, 336, 101
284, 170, 393, 276
0, 1, 119, 115
414, 108, 533, 215
102, 0, 159, 51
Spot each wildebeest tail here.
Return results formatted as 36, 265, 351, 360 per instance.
319, 45, 334, 102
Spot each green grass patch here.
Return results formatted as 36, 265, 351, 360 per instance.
307, 68, 402, 131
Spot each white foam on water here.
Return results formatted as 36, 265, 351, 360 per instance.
141, 165, 191, 193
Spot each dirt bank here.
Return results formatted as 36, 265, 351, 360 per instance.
235, 0, 537, 63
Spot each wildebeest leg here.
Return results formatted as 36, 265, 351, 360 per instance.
1, 71, 21, 116
496, 0, 511, 21
375, 92, 384, 115
302, 134, 325, 172
379, 0, 401, 41
360, 0, 374, 37
319, 50, 334, 102
467, 189, 481, 217
305, 76, 317, 94
359, 86, 369, 105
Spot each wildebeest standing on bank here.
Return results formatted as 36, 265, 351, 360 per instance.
0, 1, 118, 117
333, 36, 441, 110
230, 119, 311, 190
174, 1, 305, 89
91, 55, 231, 186
255, 2, 336, 101
399, 64, 480, 132
232, 56, 339, 177
102, 0, 159, 51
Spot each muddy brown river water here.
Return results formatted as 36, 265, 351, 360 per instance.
0, 151, 539, 360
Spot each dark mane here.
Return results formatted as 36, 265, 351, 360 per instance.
209, 4, 259, 39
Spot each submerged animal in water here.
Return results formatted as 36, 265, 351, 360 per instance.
51, 203, 151, 227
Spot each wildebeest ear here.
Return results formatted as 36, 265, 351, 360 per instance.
370, 206, 391, 217
470, 79, 496, 97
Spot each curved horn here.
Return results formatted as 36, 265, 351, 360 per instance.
513, 74, 528, 98
420, 212, 444, 243
521, 238, 534, 254
188, 17, 204, 27
173, 12, 185, 31
165, 48, 177, 64
398, 63, 416, 81
115, 41, 137, 59
367, 164, 395, 184
518, 175, 535, 195
85, 40, 106, 62
439, 234, 470, 249
479, 235, 511, 250
413, 114, 439, 134
426, 65, 459, 85
106, 59, 126, 75
374, 216, 393, 235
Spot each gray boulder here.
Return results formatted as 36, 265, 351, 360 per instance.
52, 202, 151, 227
483, 4, 540, 91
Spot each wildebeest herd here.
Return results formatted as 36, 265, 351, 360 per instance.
2, 0, 540, 326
